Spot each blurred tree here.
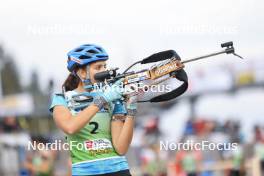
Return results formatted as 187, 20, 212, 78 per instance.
0, 45, 22, 95
47, 78, 54, 97
25, 70, 52, 117
0, 45, 4, 58
27, 70, 40, 95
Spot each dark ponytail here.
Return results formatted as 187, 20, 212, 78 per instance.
62, 72, 80, 92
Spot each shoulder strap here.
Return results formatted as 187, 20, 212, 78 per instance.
149, 69, 188, 102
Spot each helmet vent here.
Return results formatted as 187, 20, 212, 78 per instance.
79, 55, 91, 59
87, 50, 97, 54
75, 49, 83, 52
97, 55, 107, 58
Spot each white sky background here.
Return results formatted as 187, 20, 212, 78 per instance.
0, 0, 263, 139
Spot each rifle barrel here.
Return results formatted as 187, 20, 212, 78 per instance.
182, 50, 226, 64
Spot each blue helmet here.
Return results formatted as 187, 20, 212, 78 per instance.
67, 44, 108, 72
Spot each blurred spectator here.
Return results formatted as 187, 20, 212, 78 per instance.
24, 136, 55, 176
143, 117, 162, 147
184, 119, 195, 136
140, 145, 167, 176
140, 117, 167, 176
229, 144, 245, 176
254, 125, 264, 142
0, 116, 30, 176
254, 125, 264, 175
175, 148, 202, 176
0, 116, 21, 133
224, 120, 242, 144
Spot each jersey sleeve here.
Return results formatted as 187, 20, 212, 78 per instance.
49, 94, 68, 113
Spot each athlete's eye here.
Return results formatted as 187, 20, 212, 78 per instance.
95, 65, 101, 70
98, 65, 106, 70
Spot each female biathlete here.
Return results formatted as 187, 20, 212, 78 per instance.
49, 44, 137, 176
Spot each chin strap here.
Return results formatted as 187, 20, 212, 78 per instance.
74, 65, 92, 87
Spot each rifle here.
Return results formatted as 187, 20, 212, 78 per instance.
64, 41, 243, 111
